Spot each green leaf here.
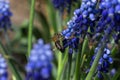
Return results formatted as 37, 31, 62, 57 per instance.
46, 0, 58, 33
35, 12, 51, 42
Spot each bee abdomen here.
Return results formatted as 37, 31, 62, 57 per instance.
55, 41, 65, 53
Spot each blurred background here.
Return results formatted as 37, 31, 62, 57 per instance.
0, 0, 119, 80
10, 0, 30, 25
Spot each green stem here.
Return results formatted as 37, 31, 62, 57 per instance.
67, 54, 72, 80
27, 0, 35, 56
79, 36, 88, 79
74, 44, 82, 80
70, 54, 77, 79
56, 11, 62, 32
80, 54, 86, 69
46, 0, 58, 33
81, 36, 88, 59
57, 52, 62, 79
57, 52, 68, 80
0, 40, 22, 80
85, 43, 105, 80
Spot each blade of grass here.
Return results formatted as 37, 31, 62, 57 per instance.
35, 12, 51, 42
46, 0, 58, 33
74, 43, 83, 80
85, 43, 105, 80
57, 50, 68, 80
67, 54, 72, 80
27, 0, 35, 56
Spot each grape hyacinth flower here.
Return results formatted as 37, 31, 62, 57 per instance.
62, 0, 98, 39
26, 39, 53, 80
0, 54, 8, 80
0, 0, 12, 30
62, 37, 79, 54
61, 0, 99, 54
60, 0, 120, 54
52, 0, 77, 13
97, 0, 120, 41
110, 68, 116, 77
90, 47, 113, 79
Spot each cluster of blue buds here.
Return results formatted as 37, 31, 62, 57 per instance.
62, 37, 79, 54
96, 0, 120, 42
0, 54, 8, 80
74, 0, 98, 21
26, 39, 53, 80
62, 0, 99, 39
90, 47, 113, 79
61, 0, 120, 55
61, 0, 100, 54
0, 0, 12, 30
52, 0, 77, 13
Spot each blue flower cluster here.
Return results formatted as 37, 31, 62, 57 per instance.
60, 0, 120, 54
0, 54, 8, 80
90, 47, 113, 78
0, 0, 12, 30
60, 0, 100, 54
62, 37, 79, 54
97, 0, 120, 43
94, 0, 120, 41
62, 0, 99, 39
26, 39, 53, 80
52, 0, 77, 13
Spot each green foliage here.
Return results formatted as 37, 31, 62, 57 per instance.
0, 0, 120, 80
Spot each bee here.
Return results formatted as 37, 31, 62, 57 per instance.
52, 33, 65, 53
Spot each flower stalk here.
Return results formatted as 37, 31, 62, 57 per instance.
67, 54, 72, 80
74, 43, 83, 80
85, 43, 105, 80
57, 51, 68, 80
27, 0, 35, 56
